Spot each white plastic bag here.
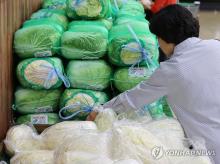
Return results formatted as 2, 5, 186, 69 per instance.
95, 108, 117, 131
55, 131, 112, 163
111, 121, 171, 164
56, 151, 113, 164
4, 125, 43, 156
143, 118, 186, 150
41, 121, 98, 149
10, 150, 54, 164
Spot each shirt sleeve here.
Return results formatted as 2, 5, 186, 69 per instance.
103, 64, 170, 113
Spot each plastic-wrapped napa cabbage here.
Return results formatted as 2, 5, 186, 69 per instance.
4, 125, 43, 156
16, 113, 60, 125
14, 22, 63, 58
43, 0, 67, 10
61, 21, 108, 59
59, 89, 109, 120
114, 16, 147, 26
68, 19, 113, 30
115, 1, 145, 19
30, 9, 68, 30
14, 88, 61, 114
113, 67, 151, 92
66, 60, 112, 90
66, 0, 111, 20
10, 151, 54, 164
41, 121, 98, 150
108, 21, 159, 66
16, 58, 64, 90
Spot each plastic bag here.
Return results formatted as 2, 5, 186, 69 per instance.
143, 118, 186, 150
113, 67, 152, 92
68, 19, 112, 30
160, 97, 173, 117
55, 151, 113, 164
59, 89, 109, 120
55, 131, 112, 159
14, 88, 61, 114
111, 121, 171, 164
61, 22, 108, 59
16, 58, 68, 90
41, 121, 98, 150
66, 0, 111, 19
145, 100, 166, 119
114, 159, 142, 164
108, 21, 159, 66
115, 1, 145, 19
14, 23, 63, 58
66, 60, 112, 90
4, 125, 43, 156
31, 9, 68, 30
43, 0, 67, 10
95, 108, 117, 131
10, 151, 54, 164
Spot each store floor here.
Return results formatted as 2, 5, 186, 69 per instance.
199, 10, 220, 39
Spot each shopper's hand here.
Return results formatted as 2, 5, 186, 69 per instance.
140, 0, 152, 10
86, 111, 98, 121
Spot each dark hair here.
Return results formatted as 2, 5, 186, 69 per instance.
149, 4, 200, 45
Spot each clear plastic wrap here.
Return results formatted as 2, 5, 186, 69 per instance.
66, 60, 112, 90
41, 121, 98, 150
94, 108, 117, 131
143, 118, 186, 150
10, 150, 54, 164
114, 159, 142, 164
111, 121, 171, 164
4, 125, 43, 156
56, 151, 113, 164
54, 131, 112, 163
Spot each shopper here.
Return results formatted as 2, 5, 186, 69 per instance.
88, 5, 220, 164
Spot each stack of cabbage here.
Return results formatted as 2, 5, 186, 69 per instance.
58, 0, 113, 120
13, 7, 70, 125
60, 22, 112, 119
5, 109, 212, 164
107, 1, 172, 118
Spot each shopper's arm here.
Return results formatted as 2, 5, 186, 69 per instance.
103, 65, 169, 113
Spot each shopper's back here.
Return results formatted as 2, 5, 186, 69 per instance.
166, 38, 220, 163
